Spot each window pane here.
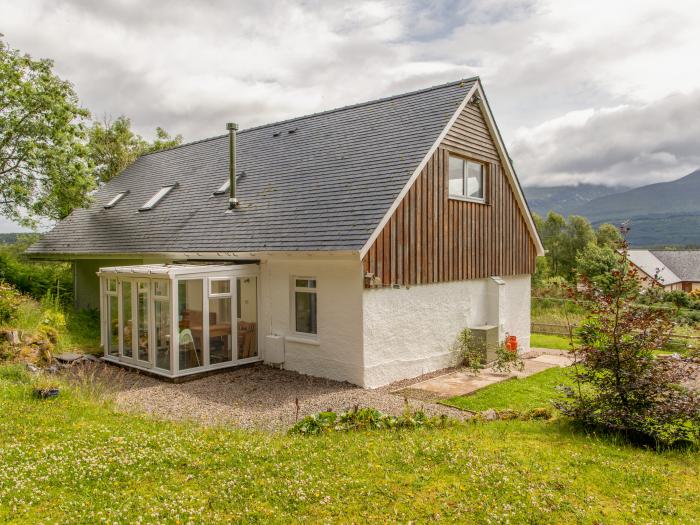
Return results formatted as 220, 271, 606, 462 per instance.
209, 297, 232, 364
295, 291, 317, 335
108, 295, 119, 356
121, 281, 132, 358
295, 279, 316, 289
178, 280, 204, 370
467, 162, 484, 200
210, 279, 230, 295
153, 280, 168, 297
137, 284, 149, 362
238, 277, 258, 359
154, 299, 170, 370
449, 156, 465, 196
107, 278, 117, 293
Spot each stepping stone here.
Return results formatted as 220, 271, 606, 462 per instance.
55, 352, 84, 363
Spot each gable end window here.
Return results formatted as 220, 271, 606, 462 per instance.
293, 278, 317, 336
140, 185, 177, 211
448, 156, 485, 202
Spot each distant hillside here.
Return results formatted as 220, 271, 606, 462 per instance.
523, 184, 629, 217
574, 169, 700, 222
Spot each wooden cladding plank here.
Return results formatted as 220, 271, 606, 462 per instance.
362, 101, 537, 287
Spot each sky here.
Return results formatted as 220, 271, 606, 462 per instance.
2, 0, 700, 232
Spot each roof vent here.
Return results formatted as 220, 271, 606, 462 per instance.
288, 128, 298, 134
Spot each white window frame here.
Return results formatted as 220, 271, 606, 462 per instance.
139, 185, 176, 211
448, 155, 486, 203
291, 277, 318, 338
104, 192, 127, 209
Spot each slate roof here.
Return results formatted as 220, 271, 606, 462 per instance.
627, 250, 700, 284
651, 251, 700, 282
28, 78, 477, 256
627, 250, 681, 285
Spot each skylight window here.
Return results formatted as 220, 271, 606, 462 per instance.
214, 180, 230, 195
104, 192, 127, 209
139, 185, 176, 211
213, 172, 245, 195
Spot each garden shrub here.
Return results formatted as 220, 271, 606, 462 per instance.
0, 282, 24, 325
289, 405, 446, 435
556, 235, 700, 448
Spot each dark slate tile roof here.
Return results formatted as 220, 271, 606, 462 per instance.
28, 78, 477, 255
651, 250, 700, 282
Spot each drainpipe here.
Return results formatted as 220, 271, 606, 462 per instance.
226, 122, 239, 209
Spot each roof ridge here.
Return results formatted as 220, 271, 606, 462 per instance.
139, 76, 480, 157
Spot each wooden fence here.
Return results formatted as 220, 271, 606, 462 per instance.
531, 322, 700, 346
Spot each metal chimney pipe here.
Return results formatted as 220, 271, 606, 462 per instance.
226, 122, 239, 209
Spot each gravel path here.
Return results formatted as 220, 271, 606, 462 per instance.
86, 363, 472, 431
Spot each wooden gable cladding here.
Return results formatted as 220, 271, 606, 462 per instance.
362, 100, 537, 287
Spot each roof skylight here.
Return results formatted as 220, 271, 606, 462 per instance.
213, 173, 245, 195
139, 185, 176, 211
104, 192, 127, 209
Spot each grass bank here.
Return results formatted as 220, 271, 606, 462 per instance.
441, 367, 572, 413
0, 365, 698, 523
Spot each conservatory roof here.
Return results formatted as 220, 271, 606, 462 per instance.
97, 263, 239, 277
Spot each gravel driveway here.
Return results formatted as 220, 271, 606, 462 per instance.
85, 363, 471, 431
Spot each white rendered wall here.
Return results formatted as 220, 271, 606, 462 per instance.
362, 274, 531, 388
259, 254, 365, 385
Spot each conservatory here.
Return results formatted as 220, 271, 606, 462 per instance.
98, 263, 260, 378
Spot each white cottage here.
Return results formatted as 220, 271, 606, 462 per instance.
28, 78, 544, 388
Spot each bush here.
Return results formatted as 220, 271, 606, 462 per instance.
0, 282, 24, 325
289, 405, 447, 436
557, 236, 700, 448
0, 235, 72, 305
664, 290, 691, 308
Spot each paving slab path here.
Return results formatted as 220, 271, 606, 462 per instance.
402, 348, 572, 398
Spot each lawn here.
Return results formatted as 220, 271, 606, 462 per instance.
1, 365, 699, 523
441, 367, 572, 412
531, 333, 574, 350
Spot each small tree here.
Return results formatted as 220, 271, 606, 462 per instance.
557, 233, 700, 447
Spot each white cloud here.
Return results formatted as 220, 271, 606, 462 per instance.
0, 0, 698, 234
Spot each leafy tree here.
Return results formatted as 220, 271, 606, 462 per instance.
540, 211, 567, 275
575, 242, 620, 296
596, 223, 622, 248
557, 237, 700, 447
0, 39, 93, 226
87, 116, 182, 183
560, 215, 596, 278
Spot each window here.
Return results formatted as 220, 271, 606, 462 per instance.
448, 156, 485, 202
213, 173, 245, 195
139, 185, 176, 211
104, 192, 127, 209
293, 278, 317, 336
214, 180, 230, 195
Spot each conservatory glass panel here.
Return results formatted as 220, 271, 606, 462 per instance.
121, 281, 133, 358
154, 297, 170, 370
137, 282, 149, 362
237, 276, 258, 359
178, 279, 204, 370
108, 295, 119, 356
209, 297, 232, 364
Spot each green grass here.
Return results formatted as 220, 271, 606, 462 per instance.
442, 367, 573, 412
0, 366, 699, 523
531, 333, 575, 350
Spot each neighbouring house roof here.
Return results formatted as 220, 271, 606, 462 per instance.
28, 77, 541, 257
627, 249, 700, 285
650, 250, 700, 283
627, 250, 681, 285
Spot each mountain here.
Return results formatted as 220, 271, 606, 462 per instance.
523, 184, 630, 217
573, 169, 700, 247
573, 169, 700, 223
